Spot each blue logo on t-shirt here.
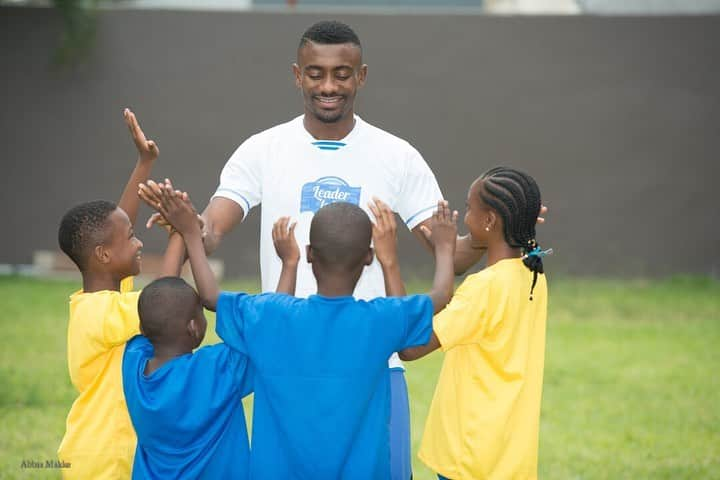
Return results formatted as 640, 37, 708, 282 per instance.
300, 176, 361, 213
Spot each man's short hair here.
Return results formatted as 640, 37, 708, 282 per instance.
299, 20, 362, 52
138, 277, 200, 342
310, 202, 372, 271
58, 200, 117, 271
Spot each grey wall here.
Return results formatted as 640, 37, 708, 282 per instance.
2, 8, 719, 278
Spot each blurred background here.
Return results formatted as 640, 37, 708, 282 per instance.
1, 2, 719, 479
1, 0, 719, 279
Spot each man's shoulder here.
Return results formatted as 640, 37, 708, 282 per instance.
246, 115, 304, 143
356, 116, 417, 153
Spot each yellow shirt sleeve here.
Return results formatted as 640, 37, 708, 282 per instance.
102, 290, 141, 346
433, 273, 491, 351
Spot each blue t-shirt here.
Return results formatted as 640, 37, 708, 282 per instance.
122, 335, 253, 479
216, 291, 433, 480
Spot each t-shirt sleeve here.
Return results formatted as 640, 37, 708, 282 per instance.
433, 275, 490, 351
392, 294, 434, 351
394, 145, 444, 230
102, 290, 141, 346
216, 344, 254, 397
215, 291, 255, 355
211, 134, 265, 218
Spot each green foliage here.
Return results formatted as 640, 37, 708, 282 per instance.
0, 276, 718, 479
51, 0, 101, 65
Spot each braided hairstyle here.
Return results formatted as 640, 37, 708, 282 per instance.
478, 167, 544, 300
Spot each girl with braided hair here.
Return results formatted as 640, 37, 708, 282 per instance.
399, 167, 550, 480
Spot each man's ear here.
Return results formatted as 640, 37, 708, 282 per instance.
306, 245, 313, 263
292, 63, 302, 89
94, 245, 111, 265
357, 64, 368, 88
364, 247, 374, 266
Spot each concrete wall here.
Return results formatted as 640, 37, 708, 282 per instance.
1, 7, 719, 278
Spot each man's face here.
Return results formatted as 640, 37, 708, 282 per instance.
293, 42, 367, 125
105, 208, 143, 277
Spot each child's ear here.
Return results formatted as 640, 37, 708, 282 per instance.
187, 319, 199, 340
364, 248, 374, 266
306, 245, 313, 264
94, 245, 111, 265
487, 211, 499, 231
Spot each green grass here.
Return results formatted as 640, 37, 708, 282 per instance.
0, 275, 718, 479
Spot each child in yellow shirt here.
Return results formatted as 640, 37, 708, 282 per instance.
400, 167, 550, 480
56, 109, 185, 479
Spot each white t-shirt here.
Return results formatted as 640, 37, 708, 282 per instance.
213, 115, 443, 368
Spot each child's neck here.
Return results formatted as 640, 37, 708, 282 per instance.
145, 343, 193, 375
485, 238, 522, 268
315, 270, 361, 297
81, 271, 123, 293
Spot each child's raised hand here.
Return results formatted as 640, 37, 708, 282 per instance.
124, 108, 159, 163
150, 179, 200, 237
272, 217, 300, 265
368, 197, 398, 267
139, 180, 204, 236
419, 200, 458, 254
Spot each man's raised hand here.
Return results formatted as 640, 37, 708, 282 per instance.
420, 200, 458, 255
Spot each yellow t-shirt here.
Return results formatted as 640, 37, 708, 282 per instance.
58, 277, 139, 479
419, 258, 548, 480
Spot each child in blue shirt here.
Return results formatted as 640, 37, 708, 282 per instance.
152, 183, 458, 480
122, 197, 300, 479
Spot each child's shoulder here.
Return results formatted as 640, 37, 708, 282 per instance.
217, 291, 304, 319
365, 293, 433, 312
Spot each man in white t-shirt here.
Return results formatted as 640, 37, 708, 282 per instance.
202, 21, 487, 480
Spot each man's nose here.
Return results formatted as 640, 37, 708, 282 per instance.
319, 76, 337, 95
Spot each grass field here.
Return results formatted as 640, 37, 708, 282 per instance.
1, 275, 718, 479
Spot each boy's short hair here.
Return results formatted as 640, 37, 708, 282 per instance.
299, 20, 362, 51
58, 200, 117, 271
310, 202, 372, 271
138, 277, 199, 342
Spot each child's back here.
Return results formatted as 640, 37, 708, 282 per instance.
419, 259, 547, 479
121, 277, 252, 479
216, 291, 432, 479
122, 338, 251, 478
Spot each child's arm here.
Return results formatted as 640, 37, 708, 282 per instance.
272, 217, 299, 295
398, 333, 441, 361
118, 109, 159, 226
368, 198, 406, 297
153, 181, 220, 310
421, 200, 457, 314
398, 200, 457, 361
159, 232, 186, 278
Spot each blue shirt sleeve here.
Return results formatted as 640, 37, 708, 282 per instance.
216, 291, 255, 355
396, 294, 434, 350
208, 344, 254, 397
